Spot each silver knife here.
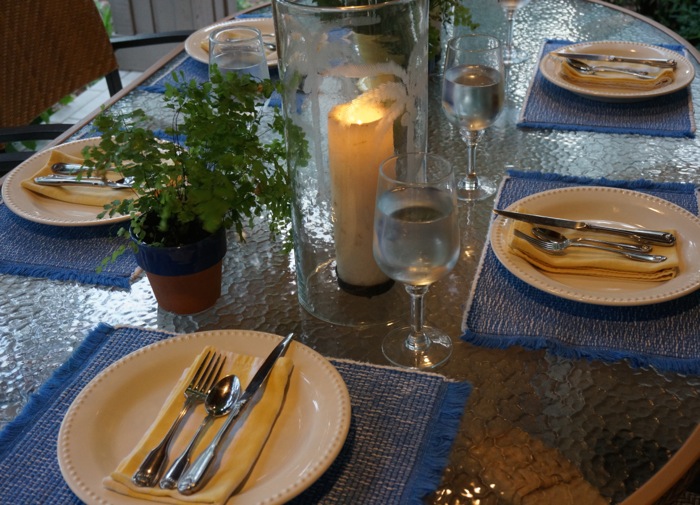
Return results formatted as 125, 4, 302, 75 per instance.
553, 51, 677, 68
493, 209, 676, 246
177, 332, 295, 495
34, 174, 134, 189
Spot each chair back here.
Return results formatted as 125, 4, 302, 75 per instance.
0, 0, 118, 127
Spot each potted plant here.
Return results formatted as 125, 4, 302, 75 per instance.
84, 68, 305, 314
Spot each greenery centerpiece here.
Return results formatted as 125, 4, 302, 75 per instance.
429, 0, 478, 59
86, 68, 298, 257
82, 67, 304, 312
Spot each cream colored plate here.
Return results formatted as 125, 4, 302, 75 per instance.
539, 41, 695, 102
185, 18, 278, 67
490, 186, 700, 305
1, 137, 130, 226
57, 329, 351, 505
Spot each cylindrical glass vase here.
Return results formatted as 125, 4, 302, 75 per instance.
274, 0, 430, 326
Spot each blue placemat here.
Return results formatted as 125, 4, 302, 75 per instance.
461, 170, 700, 374
0, 202, 137, 289
517, 40, 696, 138
0, 324, 470, 504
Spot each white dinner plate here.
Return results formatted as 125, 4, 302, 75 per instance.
539, 41, 695, 102
490, 186, 700, 305
1, 137, 130, 226
185, 18, 278, 67
57, 329, 351, 505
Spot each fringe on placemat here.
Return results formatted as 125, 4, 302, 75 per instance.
461, 329, 700, 375
403, 380, 473, 504
506, 169, 697, 194
0, 323, 116, 459
0, 262, 132, 289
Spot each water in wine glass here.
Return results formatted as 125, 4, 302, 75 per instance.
442, 64, 505, 132
374, 187, 459, 286
498, 0, 530, 10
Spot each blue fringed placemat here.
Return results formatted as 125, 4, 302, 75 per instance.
0, 324, 470, 504
517, 40, 696, 138
0, 202, 137, 289
461, 170, 700, 374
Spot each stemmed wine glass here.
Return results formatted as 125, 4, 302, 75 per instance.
441, 34, 504, 202
373, 152, 460, 369
498, 0, 532, 66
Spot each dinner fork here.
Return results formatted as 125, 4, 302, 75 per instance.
132, 350, 225, 487
514, 229, 667, 263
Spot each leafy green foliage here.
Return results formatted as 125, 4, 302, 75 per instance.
84, 68, 306, 250
429, 1, 478, 58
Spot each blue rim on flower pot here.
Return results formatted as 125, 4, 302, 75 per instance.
131, 226, 227, 276
131, 226, 227, 314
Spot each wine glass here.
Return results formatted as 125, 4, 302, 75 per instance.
208, 26, 270, 81
441, 34, 504, 202
498, 0, 532, 66
373, 152, 460, 369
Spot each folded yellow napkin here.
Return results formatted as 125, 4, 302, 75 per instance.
20, 150, 136, 208
508, 216, 679, 281
557, 57, 675, 90
104, 345, 294, 505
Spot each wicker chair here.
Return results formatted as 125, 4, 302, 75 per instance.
0, 0, 192, 175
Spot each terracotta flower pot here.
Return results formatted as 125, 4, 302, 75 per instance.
131, 226, 227, 314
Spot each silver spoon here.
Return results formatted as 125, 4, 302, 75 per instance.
159, 374, 242, 489
532, 227, 653, 253
514, 229, 667, 263
565, 58, 655, 79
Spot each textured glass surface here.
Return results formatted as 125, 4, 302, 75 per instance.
1, 1, 699, 503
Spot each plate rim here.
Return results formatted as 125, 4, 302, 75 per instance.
184, 18, 278, 67
56, 328, 351, 505
1, 137, 131, 227
490, 186, 700, 306
539, 40, 695, 102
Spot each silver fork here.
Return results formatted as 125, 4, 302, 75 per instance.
132, 350, 225, 487
514, 229, 667, 263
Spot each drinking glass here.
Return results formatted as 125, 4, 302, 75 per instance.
441, 34, 504, 202
208, 26, 270, 81
373, 152, 460, 369
498, 0, 531, 65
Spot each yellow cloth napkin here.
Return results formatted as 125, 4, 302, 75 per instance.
508, 217, 679, 281
20, 150, 136, 208
103, 345, 294, 505
557, 57, 675, 90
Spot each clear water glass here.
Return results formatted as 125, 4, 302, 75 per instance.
442, 34, 504, 201
373, 152, 460, 369
498, 0, 532, 65
208, 26, 270, 81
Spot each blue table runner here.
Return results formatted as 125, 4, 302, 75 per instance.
462, 171, 700, 374
517, 40, 696, 138
0, 324, 470, 504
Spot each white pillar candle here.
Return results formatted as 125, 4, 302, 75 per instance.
328, 98, 394, 293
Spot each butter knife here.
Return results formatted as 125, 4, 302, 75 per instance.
34, 174, 134, 189
177, 332, 294, 495
553, 51, 677, 68
493, 209, 676, 246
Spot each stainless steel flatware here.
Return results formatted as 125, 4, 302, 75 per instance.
493, 209, 676, 246
554, 51, 677, 68
51, 162, 110, 175
177, 333, 295, 495
565, 58, 655, 79
532, 227, 653, 253
159, 374, 242, 490
514, 229, 667, 262
132, 351, 226, 487
34, 174, 135, 189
